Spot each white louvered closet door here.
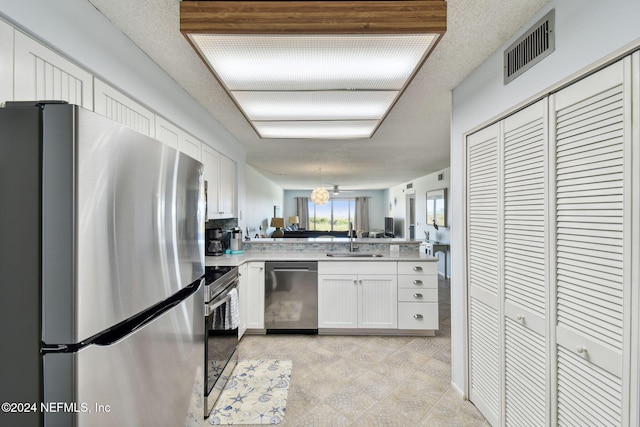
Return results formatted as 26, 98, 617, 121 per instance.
467, 123, 502, 427
502, 99, 549, 427
550, 56, 633, 427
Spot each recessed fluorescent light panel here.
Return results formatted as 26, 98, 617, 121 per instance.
188, 34, 437, 139
180, 1, 446, 140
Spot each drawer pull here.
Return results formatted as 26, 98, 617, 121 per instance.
412, 266, 423, 272
413, 293, 423, 299
413, 314, 423, 319
576, 346, 587, 354
517, 314, 525, 322
412, 280, 423, 285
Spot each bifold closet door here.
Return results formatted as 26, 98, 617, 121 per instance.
502, 99, 549, 427
550, 56, 634, 427
466, 123, 501, 427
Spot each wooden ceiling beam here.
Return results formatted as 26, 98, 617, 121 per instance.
180, 1, 446, 35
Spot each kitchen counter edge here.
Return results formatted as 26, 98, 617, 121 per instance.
205, 251, 438, 267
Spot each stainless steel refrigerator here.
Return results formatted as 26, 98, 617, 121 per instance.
0, 102, 205, 427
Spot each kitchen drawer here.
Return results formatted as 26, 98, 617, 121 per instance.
318, 261, 396, 275
397, 261, 437, 275
398, 288, 438, 303
398, 302, 438, 329
397, 274, 437, 289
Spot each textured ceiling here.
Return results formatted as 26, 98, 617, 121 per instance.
87, 0, 549, 190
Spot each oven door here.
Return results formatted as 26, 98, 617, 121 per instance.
204, 282, 239, 418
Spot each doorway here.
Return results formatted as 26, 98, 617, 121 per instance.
406, 192, 415, 240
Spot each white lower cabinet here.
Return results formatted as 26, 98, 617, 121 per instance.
397, 261, 439, 330
238, 264, 248, 339
240, 262, 264, 331
318, 262, 397, 329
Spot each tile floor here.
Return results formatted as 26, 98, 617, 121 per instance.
237, 278, 489, 426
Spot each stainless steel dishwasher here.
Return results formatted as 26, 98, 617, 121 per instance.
264, 261, 318, 334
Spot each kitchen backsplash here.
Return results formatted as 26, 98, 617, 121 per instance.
243, 240, 420, 253
206, 218, 238, 230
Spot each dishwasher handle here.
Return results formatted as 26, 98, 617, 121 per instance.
265, 261, 318, 273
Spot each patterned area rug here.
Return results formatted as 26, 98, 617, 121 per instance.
207, 359, 291, 425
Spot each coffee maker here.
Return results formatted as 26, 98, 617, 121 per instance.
205, 227, 226, 256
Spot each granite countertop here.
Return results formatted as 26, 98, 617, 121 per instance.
205, 250, 438, 267
248, 237, 421, 244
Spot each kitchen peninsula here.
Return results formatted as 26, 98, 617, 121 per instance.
206, 238, 440, 337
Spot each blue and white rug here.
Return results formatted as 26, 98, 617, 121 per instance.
208, 359, 291, 425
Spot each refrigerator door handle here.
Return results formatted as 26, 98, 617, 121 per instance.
91, 279, 202, 347
43, 279, 203, 353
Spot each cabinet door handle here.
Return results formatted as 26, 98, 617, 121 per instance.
576, 346, 587, 354
413, 280, 423, 285
517, 314, 525, 322
353, 279, 358, 285
413, 314, 423, 319
413, 293, 423, 299
413, 266, 423, 272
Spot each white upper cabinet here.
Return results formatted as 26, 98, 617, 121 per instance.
202, 144, 236, 219
155, 115, 202, 161
14, 30, 93, 109
218, 154, 236, 216
94, 78, 155, 138
181, 133, 202, 162
155, 115, 180, 150
0, 20, 14, 103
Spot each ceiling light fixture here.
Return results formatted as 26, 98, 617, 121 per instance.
310, 187, 330, 205
310, 168, 330, 205
180, 1, 446, 140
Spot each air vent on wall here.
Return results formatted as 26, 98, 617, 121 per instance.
504, 9, 555, 85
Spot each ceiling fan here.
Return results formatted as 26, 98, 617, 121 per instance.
331, 185, 354, 195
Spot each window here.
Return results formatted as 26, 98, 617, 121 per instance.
308, 198, 355, 231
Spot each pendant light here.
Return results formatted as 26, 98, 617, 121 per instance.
310, 168, 330, 205
310, 187, 330, 205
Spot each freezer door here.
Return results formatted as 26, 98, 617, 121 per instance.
42, 282, 205, 427
41, 104, 205, 344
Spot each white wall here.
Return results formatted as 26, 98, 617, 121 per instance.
0, 0, 247, 228
450, 0, 640, 392
385, 167, 450, 276
245, 166, 284, 238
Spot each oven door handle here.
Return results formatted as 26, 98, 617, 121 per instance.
205, 286, 236, 316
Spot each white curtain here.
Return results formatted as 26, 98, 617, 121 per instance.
354, 197, 369, 232
296, 197, 309, 230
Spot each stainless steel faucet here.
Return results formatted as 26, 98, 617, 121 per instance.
349, 221, 355, 252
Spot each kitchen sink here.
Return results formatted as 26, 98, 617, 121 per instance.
326, 252, 384, 257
